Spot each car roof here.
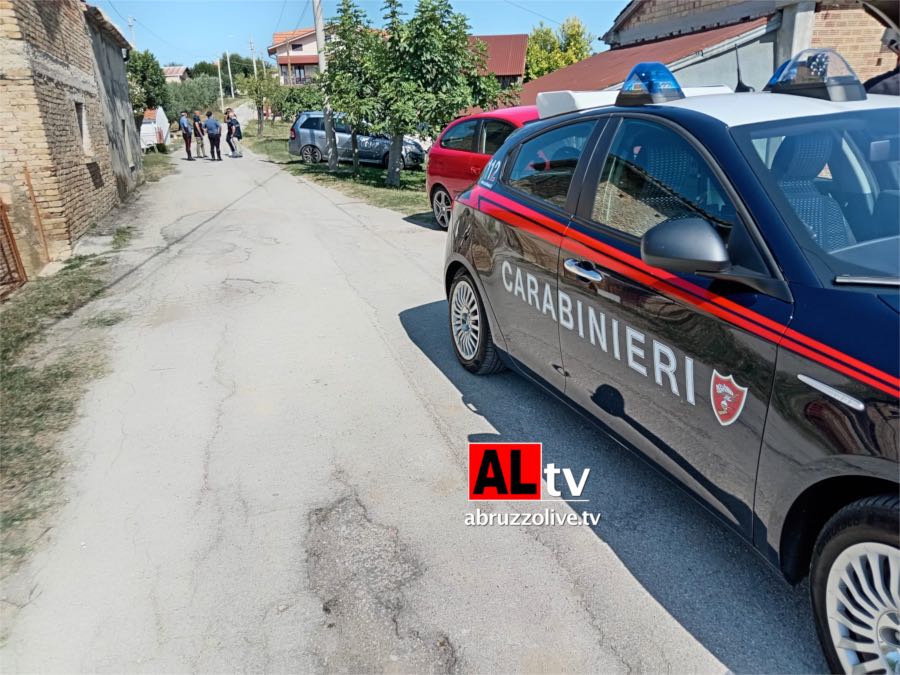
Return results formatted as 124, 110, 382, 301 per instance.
459, 105, 539, 125
658, 92, 900, 128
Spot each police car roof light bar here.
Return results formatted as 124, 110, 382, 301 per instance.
767, 48, 866, 101
615, 62, 685, 106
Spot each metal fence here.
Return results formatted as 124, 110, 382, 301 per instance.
0, 201, 26, 300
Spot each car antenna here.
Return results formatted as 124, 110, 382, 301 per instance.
734, 46, 754, 92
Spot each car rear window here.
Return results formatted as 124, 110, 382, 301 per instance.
481, 120, 515, 155
300, 116, 324, 131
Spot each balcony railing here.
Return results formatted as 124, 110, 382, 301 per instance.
283, 76, 313, 86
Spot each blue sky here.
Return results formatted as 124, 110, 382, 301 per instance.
95, 0, 628, 67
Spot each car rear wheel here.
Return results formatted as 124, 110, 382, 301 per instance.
811, 494, 900, 674
448, 271, 504, 375
432, 187, 452, 230
301, 145, 322, 164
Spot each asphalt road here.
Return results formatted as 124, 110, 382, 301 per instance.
1, 147, 828, 672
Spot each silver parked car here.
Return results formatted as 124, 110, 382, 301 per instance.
289, 111, 425, 168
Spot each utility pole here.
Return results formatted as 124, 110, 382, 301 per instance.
216, 59, 224, 112
249, 36, 258, 78
127, 16, 135, 47
313, 0, 337, 170
225, 51, 235, 98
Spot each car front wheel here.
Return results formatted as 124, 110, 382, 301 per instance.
448, 271, 504, 375
301, 145, 322, 164
432, 186, 452, 230
811, 494, 900, 674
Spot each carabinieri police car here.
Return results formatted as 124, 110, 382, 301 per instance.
443, 49, 900, 672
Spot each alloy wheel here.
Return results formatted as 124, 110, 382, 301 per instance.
826, 541, 900, 674
451, 279, 480, 360
433, 189, 452, 229
302, 145, 321, 164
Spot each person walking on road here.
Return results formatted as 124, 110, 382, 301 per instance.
192, 110, 207, 158
224, 107, 236, 156
179, 111, 194, 161
203, 111, 222, 161
227, 111, 243, 158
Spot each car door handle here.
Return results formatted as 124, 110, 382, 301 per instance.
564, 258, 604, 283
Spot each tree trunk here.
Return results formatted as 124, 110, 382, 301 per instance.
323, 107, 338, 171
385, 133, 404, 187
256, 106, 264, 138
351, 130, 359, 176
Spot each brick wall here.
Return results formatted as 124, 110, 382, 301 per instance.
0, 0, 119, 275
811, 5, 892, 82
619, 0, 744, 32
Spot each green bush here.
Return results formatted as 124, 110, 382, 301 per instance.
166, 75, 220, 115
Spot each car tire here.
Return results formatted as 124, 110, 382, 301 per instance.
301, 145, 322, 164
448, 270, 505, 376
432, 186, 452, 230
382, 153, 391, 169
810, 493, 900, 674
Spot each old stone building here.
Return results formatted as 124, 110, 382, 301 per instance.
0, 0, 142, 278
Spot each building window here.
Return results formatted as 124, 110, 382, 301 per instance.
291, 42, 303, 51
74, 101, 92, 156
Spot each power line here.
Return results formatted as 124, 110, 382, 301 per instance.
271, 0, 288, 34
107, 0, 204, 60
502, 0, 563, 27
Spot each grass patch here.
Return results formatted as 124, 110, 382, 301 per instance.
143, 152, 174, 182
245, 121, 434, 222
0, 255, 110, 575
111, 226, 135, 250
82, 310, 128, 328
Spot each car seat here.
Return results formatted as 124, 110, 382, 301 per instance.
771, 134, 856, 251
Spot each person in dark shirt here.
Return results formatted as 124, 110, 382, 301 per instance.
224, 107, 235, 155
192, 110, 207, 158
178, 111, 194, 160
227, 112, 243, 158
865, 28, 899, 96
203, 111, 222, 161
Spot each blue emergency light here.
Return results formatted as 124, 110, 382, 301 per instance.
764, 48, 866, 101
615, 62, 685, 106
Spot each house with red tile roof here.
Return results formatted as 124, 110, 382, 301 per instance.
471, 34, 528, 88
268, 28, 322, 85
521, 0, 892, 105
163, 65, 189, 83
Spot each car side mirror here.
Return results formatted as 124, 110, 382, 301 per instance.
641, 217, 730, 274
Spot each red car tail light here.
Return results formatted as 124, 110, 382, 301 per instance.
290, 127, 296, 140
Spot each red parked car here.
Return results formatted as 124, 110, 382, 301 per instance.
427, 105, 538, 229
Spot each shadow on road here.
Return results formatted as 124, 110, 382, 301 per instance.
403, 212, 440, 230
398, 299, 827, 674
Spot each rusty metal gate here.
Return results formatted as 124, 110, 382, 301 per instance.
0, 201, 26, 300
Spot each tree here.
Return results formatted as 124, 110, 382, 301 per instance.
191, 54, 256, 95
237, 73, 278, 137
127, 50, 170, 121
322, 0, 381, 174
281, 82, 324, 119
374, 0, 504, 186
166, 75, 220, 117
524, 18, 594, 81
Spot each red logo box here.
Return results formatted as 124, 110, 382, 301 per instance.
468, 442, 542, 500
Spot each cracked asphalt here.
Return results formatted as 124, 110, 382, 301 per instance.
0, 147, 828, 673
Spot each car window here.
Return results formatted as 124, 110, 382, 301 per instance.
300, 116, 323, 131
440, 120, 477, 151
733, 109, 900, 280
506, 121, 595, 208
481, 120, 515, 155
334, 120, 351, 134
591, 118, 740, 240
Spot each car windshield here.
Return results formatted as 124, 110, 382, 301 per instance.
732, 108, 900, 284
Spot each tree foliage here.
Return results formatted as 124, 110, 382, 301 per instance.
372, 0, 504, 186
524, 18, 593, 81
192, 54, 260, 94
127, 50, 170, 120
237, 73, 279, 137
166, 75, 220, 116
322, 0, 381, 173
